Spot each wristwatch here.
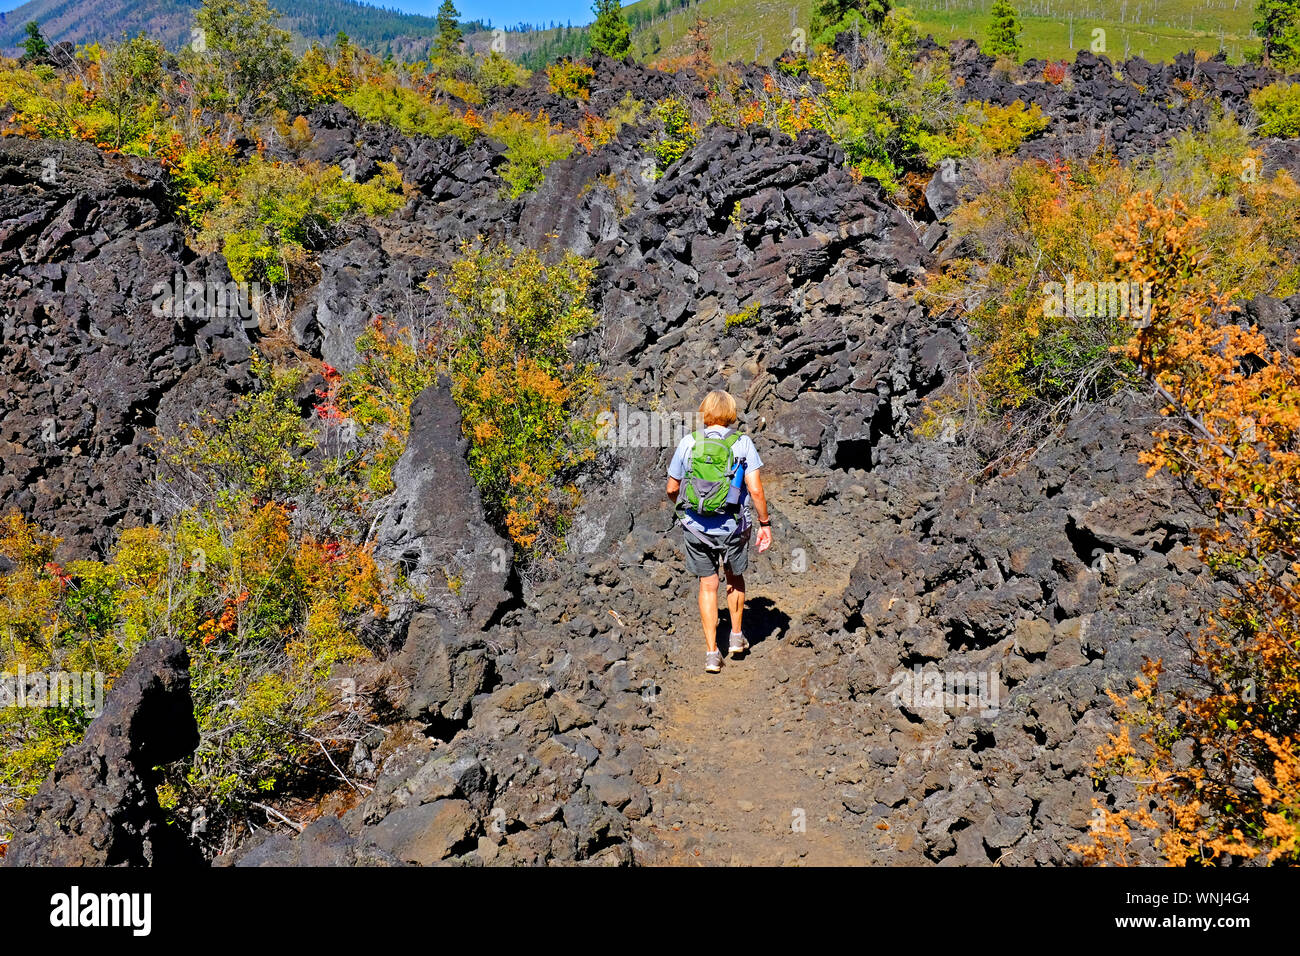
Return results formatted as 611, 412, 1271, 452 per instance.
759, 519, 772, 527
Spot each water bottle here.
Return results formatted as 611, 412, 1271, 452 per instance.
726, 459, 745, 507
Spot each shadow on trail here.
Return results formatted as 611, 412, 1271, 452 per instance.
722, 596, 790, 648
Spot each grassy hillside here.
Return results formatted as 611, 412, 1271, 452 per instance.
621, 0, 1263, 65
1, 1, 1269, 67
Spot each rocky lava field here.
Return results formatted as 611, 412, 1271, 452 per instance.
3, 43, 1300, 866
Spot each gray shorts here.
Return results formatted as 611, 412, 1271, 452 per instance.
682, 526, 750, 577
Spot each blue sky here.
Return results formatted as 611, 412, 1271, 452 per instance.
0, 1, 605, 29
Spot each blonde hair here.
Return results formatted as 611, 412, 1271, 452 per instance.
698, 390, 738, 427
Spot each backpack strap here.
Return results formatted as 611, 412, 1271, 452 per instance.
699, 429, 741, 451
681, 519, 717, 547
719, 431, 742, 473
683, 429, 739, 466
673, 432, 698, 518
680, 514, 747, 546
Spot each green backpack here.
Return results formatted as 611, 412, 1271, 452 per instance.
680, 430, 741, 515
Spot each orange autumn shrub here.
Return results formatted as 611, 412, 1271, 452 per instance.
443, 241, 600, 554
1073, 192, 1300, 865
339, 315, 447, 495
335, 242, 602, 557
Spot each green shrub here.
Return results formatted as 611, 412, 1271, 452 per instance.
98, 33, 167, 148
435, 75, 484, 105
165, 134, 239, 229
740, 11, 982, 194
338, 318, 444, 495
335, 242, 601, 553
443, 241, 599, 553
294, 34, 376, 107
341, 80, 476, 141
651, 96, 698, 173
477, 51, 530, 90
187, 0, 297, 115
160, 355, 317, 505
0, 504, 386, 834
0, 55, 167, 150
337, 241, 603, 556
821, 86, 905, 189
200, 157, 405, 288
1, 353, 394, 843
952, 100, 1049, 157
546, 59, 594, 100
921, 116, 1300, 430
486, 110, 575, 198
1252, 81, 1300, 137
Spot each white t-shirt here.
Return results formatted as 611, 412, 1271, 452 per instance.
667, 426, 764, 537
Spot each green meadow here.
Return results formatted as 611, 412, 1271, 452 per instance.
623, 0, 1262, 65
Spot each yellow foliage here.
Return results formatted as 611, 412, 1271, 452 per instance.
1074, 193, 1300, 865
924, 117, 1300, 421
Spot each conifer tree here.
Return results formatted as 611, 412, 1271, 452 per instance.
987, 0, 1023, 59
590, 0, 632, 58
1255, 0, 1300, 70
20, 21, 48, 61
434, 0, 463, 59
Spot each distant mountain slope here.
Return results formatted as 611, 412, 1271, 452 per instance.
0, 0, 442, 56
464, 21, 590, 69
467, 0, 1263, 67
619, 0, 1261, 65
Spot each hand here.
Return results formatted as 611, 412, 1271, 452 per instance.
756, 525, 772, 553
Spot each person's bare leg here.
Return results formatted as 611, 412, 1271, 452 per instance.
698, 573, 719, 653
724, 567, 745, 638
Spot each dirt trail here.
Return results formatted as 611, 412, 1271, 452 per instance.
627, 471, 901, 866
639, 639, 878, 865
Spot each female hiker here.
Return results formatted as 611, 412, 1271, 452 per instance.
665, 390, 773, 673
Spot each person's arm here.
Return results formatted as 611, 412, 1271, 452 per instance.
745, 468, 773, 552
666, 437, 688, 508
666, 476, 681, 507
744, 468, 769, 522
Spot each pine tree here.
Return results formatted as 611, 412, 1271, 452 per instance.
1255, 0, 1300, 70
589, 0, 631, 58
434, 0, 462, 59
193, 0, 295, 115
20, 21, 48, 61
811, 0, 890, 45
986, 0, 1023, 59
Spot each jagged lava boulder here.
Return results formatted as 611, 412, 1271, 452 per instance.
2, 639, 200, 866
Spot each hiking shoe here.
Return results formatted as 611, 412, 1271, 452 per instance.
728, 632, 750, 658
705, 650, 723, 673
